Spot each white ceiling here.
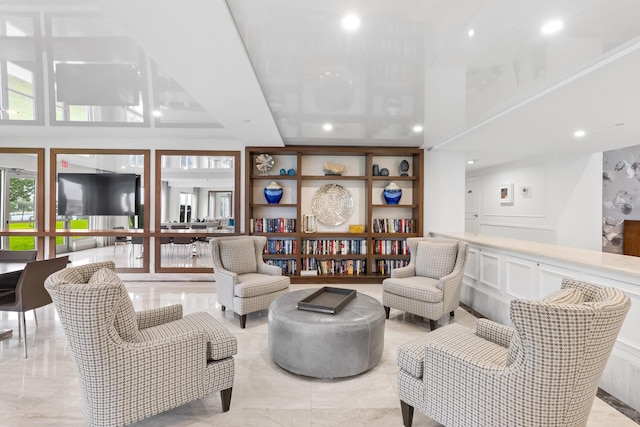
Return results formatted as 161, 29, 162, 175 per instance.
3, 0, 640, 172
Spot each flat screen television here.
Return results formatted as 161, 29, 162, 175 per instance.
55, 63, 141, 106
57, 173, 141, 216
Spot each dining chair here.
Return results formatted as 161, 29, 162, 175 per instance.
112, 226, 132, 255
0, 256, 69, 357
0, 250, 38, 291
0, 250, 37, 262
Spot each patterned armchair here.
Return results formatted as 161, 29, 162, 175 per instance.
396, 279, 631, 427
45, 261, 237, 427
382, 237, 468, 329
212, 236, 290, 328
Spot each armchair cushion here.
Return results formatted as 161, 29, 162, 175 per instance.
138, 312, 237, 361
382, 276, 441, 303
219, 238, 257, 274
88, 267, 140, 343
235, 273, 291, 298
398, 324, 509, 379
415, 241, 457, 279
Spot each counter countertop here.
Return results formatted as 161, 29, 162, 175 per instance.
431, 231, 640, 278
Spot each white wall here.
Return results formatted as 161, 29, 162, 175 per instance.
466, 152, 602, 250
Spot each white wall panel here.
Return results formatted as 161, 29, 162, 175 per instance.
538, 263, 581, 297
479, 250, 500, 290
505, 256, 537, 299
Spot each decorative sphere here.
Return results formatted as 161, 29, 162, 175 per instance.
280, 168, 287, 175
380, 168, 389, 176
399, 159, 409, 176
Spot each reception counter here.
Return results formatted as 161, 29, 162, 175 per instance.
431, 231, 640, 412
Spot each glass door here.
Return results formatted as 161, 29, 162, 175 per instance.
2, 168, 37, 250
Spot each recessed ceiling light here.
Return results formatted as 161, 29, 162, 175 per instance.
323, 123, 333, 132
412, 125, 423, 133
467, 160, 477, 165
468, 29, 475, 38
152, 110, 162, 117
573, 129, 586, 138
541, 20, 564, 35
342, 14, 361, 31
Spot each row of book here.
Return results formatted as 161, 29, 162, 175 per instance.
301, 258, 367, 275
374, 259, 410, 274
251, 217, 296, 233
373, 239, 410, 255
265, 259, 297, 275
371, 218, 416, 233
301, 239, 368, 255
263, 239, 297, 255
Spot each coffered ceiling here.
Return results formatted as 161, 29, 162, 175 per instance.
2, 0, 640, 171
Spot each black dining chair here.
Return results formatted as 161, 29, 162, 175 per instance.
0, 256, 69, 358
113, 226, 132, 255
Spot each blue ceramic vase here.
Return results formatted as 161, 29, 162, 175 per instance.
383, 182, 402, 205
264, 182, 283, 204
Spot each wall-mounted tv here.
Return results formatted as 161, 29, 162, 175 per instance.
58, 173, 141, 216
55, 63, 141, 106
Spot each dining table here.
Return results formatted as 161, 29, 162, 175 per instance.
0, 261, 27, 340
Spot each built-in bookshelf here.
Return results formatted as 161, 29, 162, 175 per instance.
245, 146, 423, 283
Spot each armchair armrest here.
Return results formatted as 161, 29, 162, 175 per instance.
213, 265, 239, 283
391, 264, 415, 278
257, 262, 282, 276
137, 304, 183, 330
475, 318, 514, 348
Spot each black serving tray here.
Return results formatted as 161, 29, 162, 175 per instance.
297, 287, 357, 314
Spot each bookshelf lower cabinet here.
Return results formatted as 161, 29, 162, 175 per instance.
246, 146, 423, 284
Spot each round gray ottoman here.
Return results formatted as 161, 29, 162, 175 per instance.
268, 288, 385, 379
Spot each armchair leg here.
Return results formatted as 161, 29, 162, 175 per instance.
239, 315, 247, 329
450, 310, 455, 317
220, 387, 233, 412
429, 319, 437, 330
400, 400, 414, 427
384, 306, 390, 319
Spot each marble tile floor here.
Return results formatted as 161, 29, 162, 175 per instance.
0, 282, 637, 427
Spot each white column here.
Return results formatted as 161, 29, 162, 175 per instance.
424, 150, 466, 234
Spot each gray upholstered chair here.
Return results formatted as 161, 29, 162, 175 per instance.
0, 256, 68, 357
0, 250, 38, 291
0, 249, 37, 262
396, 279, 631, 427
45, 261, 237, 427
212, 236, 290, 329
382, 237, 468, 330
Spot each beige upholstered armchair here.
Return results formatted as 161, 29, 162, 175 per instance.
396, 279, 631, 427
382, 237, 468, 330
212, 236, 290, 328
45, 261, 237, 427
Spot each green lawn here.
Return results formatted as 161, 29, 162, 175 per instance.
7, 219, 89, 249
7, 221, 36, 250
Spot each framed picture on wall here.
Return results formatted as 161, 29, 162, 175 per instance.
499, 183, 514, 204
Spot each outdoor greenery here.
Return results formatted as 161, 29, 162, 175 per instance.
7, 219, 89, 250
9, 177, 35, 216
